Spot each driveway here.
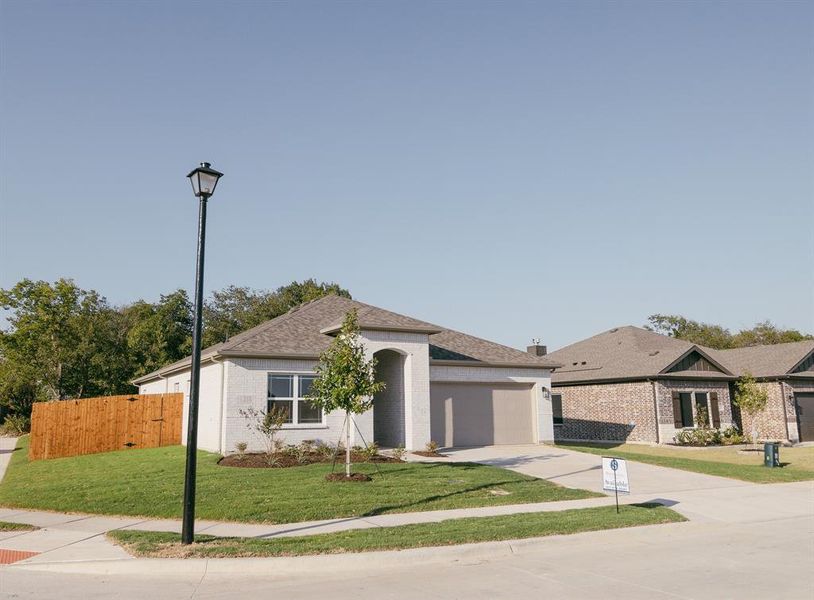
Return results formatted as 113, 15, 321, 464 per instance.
443, 444, 812, 524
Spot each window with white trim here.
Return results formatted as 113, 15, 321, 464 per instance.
267, 374, 323, 425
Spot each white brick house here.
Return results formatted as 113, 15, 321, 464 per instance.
133, 295, 560, 454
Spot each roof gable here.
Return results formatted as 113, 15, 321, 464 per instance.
791, 352, 814, 374
662, 349, 729, 375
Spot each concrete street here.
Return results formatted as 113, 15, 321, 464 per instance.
1, 442, 812, 599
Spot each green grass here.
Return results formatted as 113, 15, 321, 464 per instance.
0, 521, 37, 532
0, 436, 598, 524
556, 442, 814, 483
108, 503, 684, 558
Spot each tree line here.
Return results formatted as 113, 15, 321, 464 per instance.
0, 278, 350, 420
646, 314, 812, 349
1, 277, 810, 424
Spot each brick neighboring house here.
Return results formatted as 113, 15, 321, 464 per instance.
546, 327, 814, 445
707, 342, 814, 443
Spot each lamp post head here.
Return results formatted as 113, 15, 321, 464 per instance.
187, 162, 223, 198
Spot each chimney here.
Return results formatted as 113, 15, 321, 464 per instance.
527, 339, 547, 356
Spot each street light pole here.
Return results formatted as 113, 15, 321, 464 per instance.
181, 162, 223, 545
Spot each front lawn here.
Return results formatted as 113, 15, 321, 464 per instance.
557, 442, 814, 483
0, 436, 598, 524
109, 503, 684, 558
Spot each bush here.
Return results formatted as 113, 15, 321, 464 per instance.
425, 440, 439, 454
0, 414, 30, 436
234, 441, 248, 459
391, 445, 406, 461
720, 425, 747, 445
361, 441, 379, 461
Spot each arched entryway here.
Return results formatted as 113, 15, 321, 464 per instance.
373, 349, 406, 448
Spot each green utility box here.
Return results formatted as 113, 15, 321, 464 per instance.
763, 442, 780, 468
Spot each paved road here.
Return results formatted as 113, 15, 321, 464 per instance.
1, 443, 813, 599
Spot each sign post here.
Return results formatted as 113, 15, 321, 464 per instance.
602, 457, 630, 514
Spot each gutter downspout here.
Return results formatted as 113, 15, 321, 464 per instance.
650, 380, 661, 444
779, 380, 791, 442
211, 356, 227, 455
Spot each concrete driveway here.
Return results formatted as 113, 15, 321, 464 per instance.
443, 444, 812, 524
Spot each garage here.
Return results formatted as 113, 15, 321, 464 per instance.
795, 393, 814, 442
430, 382, 535, 447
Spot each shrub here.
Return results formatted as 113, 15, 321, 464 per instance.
238, 406, 288, 465
391, 445, 406, 461
425, 440, 439, 454
720, 425, 747, 445
361, 441, 379, 461
234, 441, 248, 459
0, 414, 30, 436
315, 441, 334, 459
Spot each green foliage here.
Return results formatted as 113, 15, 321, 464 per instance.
0, 277, 350, 419
0, 414, 31, 436
734, 373, 769, 418
202, 280, 351, 347
0, 278, 129, 405
646, 314, 812, 350
123, 291, 193, 377
309, 310, 385, 416
391, 445, 406, 461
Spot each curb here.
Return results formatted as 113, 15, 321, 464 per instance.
6, 523, 685, 576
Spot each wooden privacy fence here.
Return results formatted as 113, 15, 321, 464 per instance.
29, 393, 183, 461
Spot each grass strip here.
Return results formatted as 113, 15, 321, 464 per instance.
0, 521, 37, 532
556, 443, 814, 483
108, 503, 684, 558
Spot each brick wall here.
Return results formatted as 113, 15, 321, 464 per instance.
552, 381, 657, 443
552, 379, 735, 444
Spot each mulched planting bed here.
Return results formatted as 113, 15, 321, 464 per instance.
219, 452, 402, 469
412, 451, 448, 458
325, 472, 372, 482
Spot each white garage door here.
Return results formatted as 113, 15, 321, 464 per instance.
430, 382, 535, 447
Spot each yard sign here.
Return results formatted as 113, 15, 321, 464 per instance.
602, 456, 630, 514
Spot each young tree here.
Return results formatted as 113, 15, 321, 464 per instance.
308, 309, 384, 478
734, 372, 769, 443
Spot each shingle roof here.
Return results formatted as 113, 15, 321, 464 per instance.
133, 295, 558, 383
549, 326, 814, 385
709, 341, 814, 378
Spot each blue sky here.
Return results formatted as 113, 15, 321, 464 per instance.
1, 1, 812, 350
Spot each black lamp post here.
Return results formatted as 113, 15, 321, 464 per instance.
181, 161, 223, 545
